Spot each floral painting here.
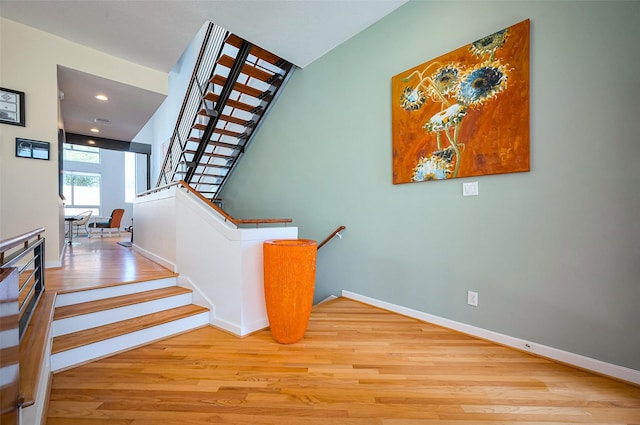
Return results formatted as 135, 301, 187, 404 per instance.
391, 19, 530, 184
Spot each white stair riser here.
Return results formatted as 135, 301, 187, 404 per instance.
51, 312, 209, 372
55, 277, 177, 307
52, 293, 193, 336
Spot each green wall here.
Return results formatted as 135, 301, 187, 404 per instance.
222, 1, 640, 370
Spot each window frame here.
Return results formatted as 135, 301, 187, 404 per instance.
63, 171, 102, 216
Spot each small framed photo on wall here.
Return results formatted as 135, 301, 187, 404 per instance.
16, 138, 50, 160
0, 87, 25, 127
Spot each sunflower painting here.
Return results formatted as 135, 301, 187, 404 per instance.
391, 19, 530, 184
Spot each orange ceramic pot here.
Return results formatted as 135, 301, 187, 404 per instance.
263, 239, 317, 344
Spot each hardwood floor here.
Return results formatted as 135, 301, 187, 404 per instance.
20, 235, 176, 405
47, 235, 176, 292
47, 297, 640, 424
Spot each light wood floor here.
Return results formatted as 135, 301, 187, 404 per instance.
47, 235, 176, 292
20, 235, 176, 405
46, 253, 640, 425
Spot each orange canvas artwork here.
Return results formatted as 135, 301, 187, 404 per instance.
391, 19, 530, 184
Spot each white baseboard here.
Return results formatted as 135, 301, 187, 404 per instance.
176, 275, 268, 337
176, 276, 216, 323
211, 316, 242, 336
318, 295, 338, 304
132, 244, 176, 272
241, 318, 270, 336
342, 291, 640, 386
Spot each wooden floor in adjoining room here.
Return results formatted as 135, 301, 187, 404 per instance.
46, 249, 640, 425
47, 234, 176, 292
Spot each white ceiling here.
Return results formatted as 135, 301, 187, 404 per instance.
0, 0, 407, 142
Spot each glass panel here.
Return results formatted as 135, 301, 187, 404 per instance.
63, 172, 101, 216
63, 144, 100, 163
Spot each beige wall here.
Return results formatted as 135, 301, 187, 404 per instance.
0, 18, 167, 265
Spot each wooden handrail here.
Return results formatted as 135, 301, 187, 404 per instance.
0, 228, 45, 263
318, 226, 346, 250
136, 181, 292, 227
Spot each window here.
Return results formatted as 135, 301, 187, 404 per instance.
63, 144, 100, 163
63, 172, 101, 216
124, 152, 136, 203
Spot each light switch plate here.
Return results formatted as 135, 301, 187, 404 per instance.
463, 181, 479, 196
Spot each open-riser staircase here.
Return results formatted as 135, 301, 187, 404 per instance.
50, 277, 209, 371
158, 24, 294, 202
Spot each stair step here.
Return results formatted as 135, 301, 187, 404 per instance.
193, 122, 207, 131
53, 286, 192, 321
174, 171, 225, 179
204, 92, 261, 113
221, 114, 254, 127
188, 128, 245, 141
184, 149, 234, 160
185, 138, 243, 151
225, 33, 285, 68
54, 277, 178, 307
218, 55, 275, 83
210, 74, 266, 98
224, 33, 244, 49
190, 163, 229, 170
51, 304, 209, 355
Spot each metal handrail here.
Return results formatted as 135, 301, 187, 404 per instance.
1, 228, 46, 338
157, 22, 228, 187
0, 227, 45, 260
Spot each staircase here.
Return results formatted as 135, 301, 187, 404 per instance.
50, 277, 209, 371
157, 23, 294, 202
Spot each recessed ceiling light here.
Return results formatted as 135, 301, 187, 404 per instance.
95, 94, 108, 101
90, 128, 100, 133
87, 140, 96, 145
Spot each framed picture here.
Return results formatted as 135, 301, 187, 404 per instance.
391, 19, 530, 184
16, 138, 50, 160
0, 88, 25, 127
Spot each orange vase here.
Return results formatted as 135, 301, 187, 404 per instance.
263, 239, 317, 344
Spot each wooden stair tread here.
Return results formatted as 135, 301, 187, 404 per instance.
51, 304, 209, 354
193, 112, 252, 128
218, 54, 276, 83
174, 171, 225, 178
184, 149, 234, 160
203, 92, 260, 113
249, 44, 283, 67
54, 274, 179, 295
193, 122, 207, 131
53, 286, 192, 321
185, 138, 243, 151
224, 34, 284, 66
224, 33, 243, 49
192, 163, 229, 170
188, 128, 244, 140
220, 113, 253, 127
210, 74, 265, 98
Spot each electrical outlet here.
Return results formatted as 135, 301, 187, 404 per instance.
467, 291, 478, 307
